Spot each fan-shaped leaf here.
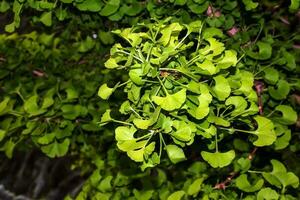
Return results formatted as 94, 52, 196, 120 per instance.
201, 150, 235, 168
152, 89, 186, 111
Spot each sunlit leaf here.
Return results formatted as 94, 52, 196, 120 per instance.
273, 105, 297, 125
262, 160, 299, 189
201, 150, 235, 168
212, 75, 231, 101
152, 89, 186, 111
165, 145, 186, 164
250, 116, 276, 146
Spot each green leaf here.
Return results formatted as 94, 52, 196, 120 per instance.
257, 188, 279, 200
61, 104, 87, 120
171, 121, 193, 142
99, 0, 120, 16
242, 0, 258, 10
269, 80, 290, 100
187, 0, 209, 14
24, 96, 46, 116
289, 0, 300, 11
273, 105, 297, 125
196, 59, 217, 75
202, 27, 224, 39
263, 68, 279, 85
98, 84, 114, 100
98, 176, 113, 192
187, 177, 204, 196
133, 107, 161, 129
115, 126, 136, 142
2, 140, 16, 158
38, 133, 56, 145
152, 89, 186, 111
5, 22, 16, 33
0, 129, 6, 142
216, 50, 238, 69
251, 116, 276, 146
100, 109, 112, 125
263, 160, 299, 189
165, 145, 186, 164
104, 57, 119, 69
41, 138, 70, 158
158, 22, 183, 46
235, 174, 264, 192
225, 96, 248, 116
0, 97, 10, 115
40, 11, 52, 26
76, 0, 103, 12
188, 84, 212, 119
0, 1, 10, 12
133, 189, 154, 200
212, 75, 231, 101
42, 88, 55, 109
247, 41, 272, 60
78, 36, 95, 52
201, 150, 235, 168
274, 124, 291, 150
200, 38, 225, 56
167, 190, 185, 200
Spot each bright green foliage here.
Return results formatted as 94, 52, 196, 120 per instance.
0, 0, 299, 199
152, 89, 187, 111
262, 160, 299, 191
235, 174, 264, 192
201, 150, 235, 168
250, 116, 277, 146
257, 188, 279, 200
165, 145, 186, 164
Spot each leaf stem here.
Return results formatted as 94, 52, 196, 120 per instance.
157, 76, 169, 95
112, 119, 133, 126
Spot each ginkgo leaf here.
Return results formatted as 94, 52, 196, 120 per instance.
257, 188, 279, 200
274, 124, 291, 150
273, 105, 297, 125
250, 116, 276, 146
216, 50, 238, 69
115, 126, 136, 141
212, 75, 231, 101
225, 96, 248, 116
167, 190, 185, 200
242, 0, 258, 10
76, 0, 103, 12
262, 160, 299, 189
247, 41, 272, 60
133, 107, 161, 129
99, 0, 120, 16
263, 67, 279, 85
100, 109, 112, 125
171, 125, 193, 142
269, 80, 290, 100
188, 84, 212, 119
104, 57, 119, 69
200, 38, 225, 56
159, 23, 183, 46
41, 138, 70, 158
165, 145, 186, 164
98, 84, 114, 100
187, 177, 204, 196
196, 59, 217, 75
235, 71, 254, 96
201, 150, 235, 168
235, 174, 264, 192
152, 89, 186, 111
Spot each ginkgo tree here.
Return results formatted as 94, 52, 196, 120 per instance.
98, 19, 280, 169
